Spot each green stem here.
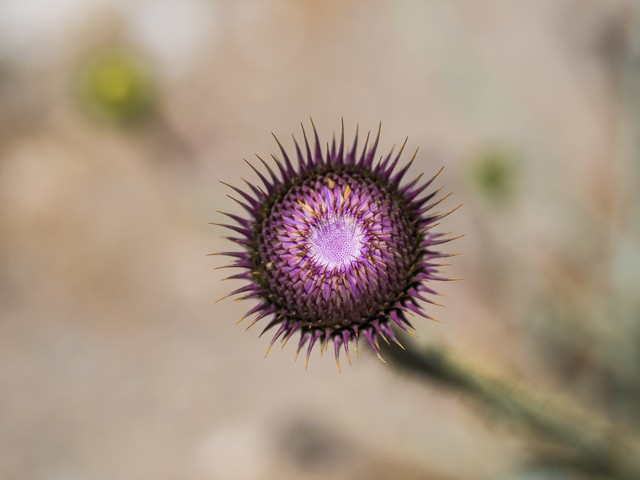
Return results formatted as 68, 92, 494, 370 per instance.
384, 341, 640, 479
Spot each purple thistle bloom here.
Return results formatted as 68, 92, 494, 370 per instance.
214, 121, 459, 369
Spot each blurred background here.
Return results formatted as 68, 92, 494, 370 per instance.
1, 0, 639, 479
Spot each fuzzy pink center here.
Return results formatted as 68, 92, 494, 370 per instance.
308, 215, 365, 270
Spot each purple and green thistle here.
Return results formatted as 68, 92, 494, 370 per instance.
213, 121, 459, 369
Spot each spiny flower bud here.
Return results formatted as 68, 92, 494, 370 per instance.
213, 121, 459, 369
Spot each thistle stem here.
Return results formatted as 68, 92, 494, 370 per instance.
384, 341, 640, 479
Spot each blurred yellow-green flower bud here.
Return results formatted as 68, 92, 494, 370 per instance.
77, 50, 154, 124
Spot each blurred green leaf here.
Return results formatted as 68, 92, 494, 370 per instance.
469, 146, 519, 205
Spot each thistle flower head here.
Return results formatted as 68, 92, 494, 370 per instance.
214, 121, 458, 368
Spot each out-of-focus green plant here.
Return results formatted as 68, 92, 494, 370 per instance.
77, 49, 155, 124
469, 146, 519, 205
385, 338, 640, 480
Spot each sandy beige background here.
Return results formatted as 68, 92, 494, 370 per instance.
1, 1, 638, 479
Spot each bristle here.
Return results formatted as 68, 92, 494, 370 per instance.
391, 146, 416, 184
357, 130, 371, 167
244, 159, 273, 193
306, 331, 322, 369
364, 329, 387, 365
383, 137, 408, 179
309, 117, 323, 165
375, 144, 395, 175
225, 195, 254, 215
333, 335, 343, 372
220, 181, 259, 208
241, 178, 265, 201
347, 124, 359, 163
216, 210, 251, 226
255, 154, 279, 185
270, 154, 290, 183
300, 123, 313, 170
415, 191, 453, 212
363, 122, 382, 169
272, 132, 296, 177
295, 331, 311, 361
342, 330, 352, 365
280, 322, 299, 348
209, 222, 252, 237
265, 322, 289, 358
